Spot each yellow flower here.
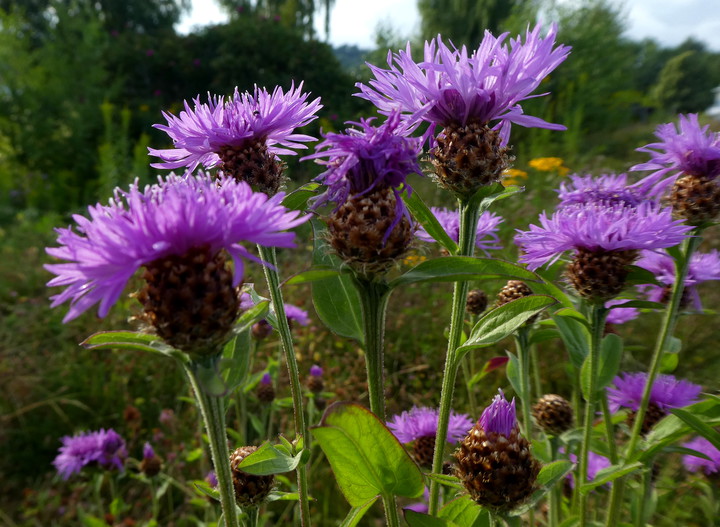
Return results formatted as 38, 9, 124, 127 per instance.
529, 157, 565, 172
501, 168, 528, 179
403, 254, 427, 266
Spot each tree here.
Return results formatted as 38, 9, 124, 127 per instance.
653, 48, 716, 114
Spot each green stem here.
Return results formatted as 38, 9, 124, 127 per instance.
245, 507, 259, 527
460, 355, 478, 412
354, 277, 391, 420
578, 304, 607, 526
606, 234, 701, 527
549, 437, 561, 527
634, 463, 653, 527
382, 493, 400, 527
531, 345, 543, 400
429, 199, 480, 515
256, 245, 311, 527
185, 360, 241, 527
515, 326, 534, 438
599, 396, 618, 464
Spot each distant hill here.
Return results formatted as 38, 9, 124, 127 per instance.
332, 44, 370, 71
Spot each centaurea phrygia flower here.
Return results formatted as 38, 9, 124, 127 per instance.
416, 207, 503, 253
455, 390, 540, 511
140, 442, 162, 477
632, 114, 720, 224
149, 83, 321, 194
515, 201, 692, 302
53, 429, 127, 480
608, 372, 702, 435
230, 446, 275, 507
465, 289, 488, 315
257, 372, 275, 403
357, 25, 569, 196
532, 394, 573, 436
682, 437, 720, 476
495, 280, 540, 324
636, 249, 720, 310
307, 364, 324, 394
563, 449, 611, 489
46, 172, 306, 357
304, 112, 422, 274
557, 173, 644, 208
604, 299, 640, 325
387, 406, 472, 467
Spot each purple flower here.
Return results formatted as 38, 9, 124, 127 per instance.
310, 365, 323, 377
356, 25, 570, 145
557, 173, 644, 208
45, 172, 307, 322
416, 207, 503, 252
261, 372, 272, 386
404, 488, 430, 513
636, 249, 720, 310
515, 202, 692, 271
479, 390, 517, 436
142, 442, 155, 460
239, 291, 256, 311
607, 372, 702, 413
206, 470, 218, 487
387, 406, 473, 444
149, 83, 322, 171
283, 304, 310, 326
632, 114, 720, 196
604, 299, 640, 325
563, 449, 611, 488
682, 437, 720, 475
53, 429, 127, 480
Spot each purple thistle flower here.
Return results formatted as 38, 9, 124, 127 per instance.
632, 114, 720, 196
479, 390, 517, 437
387, 406, 473, 444
515, 201, 693, 271
206, 470, 218, 487
283, 304, 310, 326
53, 429, 127, 480
356, 25, 570, 145
142, 442, 155, 460
682, 437, 720, 475
149, 83, 321, 171
45, 172, 307, 322
416, 207, 503, 252
607, 372, 702, 413
604, 299, 640, 325
310, 364, 323, 377
636, 249, 720, 310
557, 173, 644, 208
261, 372, 272, 386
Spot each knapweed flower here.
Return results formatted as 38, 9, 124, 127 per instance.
307, 364, 324, 394
357, 26, 569, 196
46, 172, 306, 356
604, 299, 640, 325
608, 372, 702, 434
455, 391, 540, 511
532, 394, 573, 436
636, 249, 720, 310
557, 173, 644, 208
416, 207, 503, 252
682, 437, 720, 475
230, 446, 275, 507
283, 304, 310, 327
632, 114, 720, 223
388, 406, 472, 467
515, 201, 692, 302
140, 442, 162, 477
304, 112, 422, 273
53, 429, 127, 480
257, 372, 275, 403
149, 83, 321, 194
564, 449, 611, 489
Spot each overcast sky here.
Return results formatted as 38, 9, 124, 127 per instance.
177, 0, 720, 51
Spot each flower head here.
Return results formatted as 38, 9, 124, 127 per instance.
356, 25, 570, 145
682, 437, 720, 475
143, 442, 155, 460
283, 304, 310, 326
479, 390, 517, 436
149, 83, 321, 171
632, 114, 720, 196
387, 406, 472, 444
53, 429, 127, 480
261, 373, 272, 386
604, 299, 640, 325
206, 470, 218, 487
558, 173, 644, 208
310, 365, 323, 377
564, 449, 611, 488
46, 172, 306, 323
607, 372, 702, 413
416, 207, 503, 252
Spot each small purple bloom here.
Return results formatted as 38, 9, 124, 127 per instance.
632, 114, 720, 196
310, 365, 323, 377
143, 442, 155, 460
261, 372, 272, 385
607, 372, 702, 413
604, 299, 639, 325
239, 291, 256, 311
45, 173, 307, 322
479, 390, 517, 437
563, 449, 611, 488
149, 83, 321, 171
356, 25, 570, 145
53, 429, 127, 480
416, 207, 503, 252
404, 488, 430, 513
206, 470, 218, 487
515, 202, 693, 271
284, 304, 310, 326
557, 173, 643, 208
682, 437, 720, 475
387, 406, 472, 444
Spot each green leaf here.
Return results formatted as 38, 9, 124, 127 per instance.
527, 278, 575, 310
578, 462, 644, 494
664, 336, 682, 354
505, 351, 521, 396
606, 299, 664, 310
310, 219, 364, 343
669, 408, 720, 451
339, 497, 379, 527
596, 333, 623, 391
246, 287, 279, 328
389, 257, 537, 289
78, 514, 108, 527
266, 491, 300, 502
456, 296, 557, 358
221, 331, 252, 392
232, 300, 269, 335
81, 331, 188, 362
528, 328, 561, 345
439, 496, 491, 526
281, 182, 320, 210
191, 359, 227, 397
507, 460, 574, 516
468, 182, 521, 211
405, 510, 458, 527
553, 313, 591, 368
237, 442, 304, 475
193, 480, 220, 501
467, 356, 509, 387
285, 268, 346, 285
424, 472, 464, 490
660, 352, 679, 373
311, 402, 424, 506
624, 265, 662, 286
402, 189, 459, 254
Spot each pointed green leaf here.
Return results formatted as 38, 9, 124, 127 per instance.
669, 408, 720, 451
281, 182, 320, 211
339, 497, 379, 527
221, 330, 252, 391
624, 265, 662, 286
232, 300, 269, 335
507, 460, 574, 516
237, 442, 303, 475
528, 278, 575, 309
606, 299, 664, 310
311, 402, 424, 506
456, 296, 557, 358
389, 257, 537, 289
285, 269, 346, 285
439, 496, 491, 526
597, 334, 623, 390
402, 189, 459, 254
81, 331, 188, 362
528, 328, 561, 345
405, 510, 458, 527
505, 351, 521, 396
553, 313, 591, 368
578, 462, 643, 494
468, 182, 521, 211
424, 472, 464, 490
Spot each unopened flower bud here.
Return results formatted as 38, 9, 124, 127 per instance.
230, 446, 275, 508
532, 394, 573, 436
